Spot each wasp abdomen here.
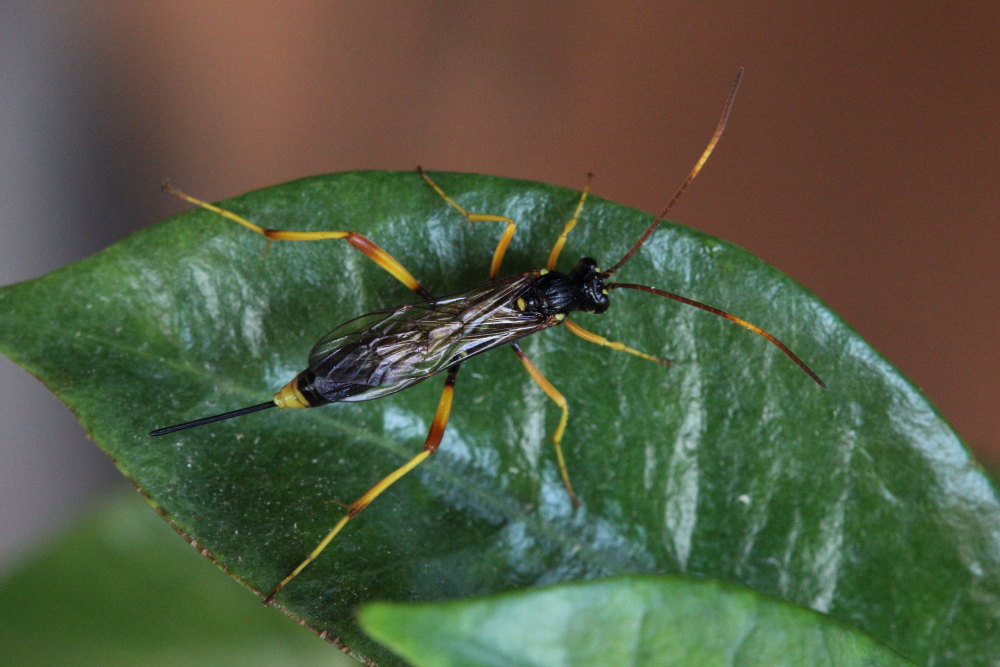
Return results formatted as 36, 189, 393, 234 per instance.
273, 369, 362, 408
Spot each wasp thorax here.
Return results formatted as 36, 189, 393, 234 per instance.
520, 259, 608, 316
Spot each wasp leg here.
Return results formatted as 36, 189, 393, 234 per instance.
418, 167, 516, 281
545, 174, 593, 271
562, 317, 671, 367
264, 365, 460, 605
163, 184, 431, 300
510, 343, 579, 508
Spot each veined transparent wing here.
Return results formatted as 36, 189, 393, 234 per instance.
307, 272, 554, 396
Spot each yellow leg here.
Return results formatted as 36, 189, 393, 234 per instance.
418, 168, 516, 281
163, 184, 431, 300
264, 365, 460, 604
546, 174, 593, 270
510, 343, 578, 508
562, 317, 671, 367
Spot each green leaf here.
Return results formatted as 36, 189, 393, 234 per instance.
1, 171, 997, 664
359, 575, 912, 666
0, 493, 357, 666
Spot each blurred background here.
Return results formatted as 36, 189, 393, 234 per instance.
1, 1, 997, 571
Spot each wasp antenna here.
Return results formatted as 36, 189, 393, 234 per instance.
149, 401, 277, 437
603, 67, 744, 278
608, 282, 825, 387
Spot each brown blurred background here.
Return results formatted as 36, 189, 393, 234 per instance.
1, 2, 997, 568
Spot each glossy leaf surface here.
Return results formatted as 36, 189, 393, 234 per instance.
360, 575, 911, 666
1, 172, 997, 664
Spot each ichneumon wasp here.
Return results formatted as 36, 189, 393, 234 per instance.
151, 68, 825, 604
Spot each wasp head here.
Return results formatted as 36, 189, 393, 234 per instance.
569, 257, 610, 314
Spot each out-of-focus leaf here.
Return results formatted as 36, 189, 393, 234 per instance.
360, 575, 911, 666
0, 494, 355, 666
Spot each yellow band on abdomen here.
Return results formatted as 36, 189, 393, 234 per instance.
273, 376, 311, 409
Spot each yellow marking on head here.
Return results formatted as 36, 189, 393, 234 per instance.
594, 266, 601, 273
554, 313, 566, 321
539, 268, 550, 275
602, 289, 608, 295
516, 297, 527, 311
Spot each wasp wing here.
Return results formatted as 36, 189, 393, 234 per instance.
306, 272, 553, 401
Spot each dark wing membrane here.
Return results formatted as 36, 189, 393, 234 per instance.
307, 272, 553, 395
